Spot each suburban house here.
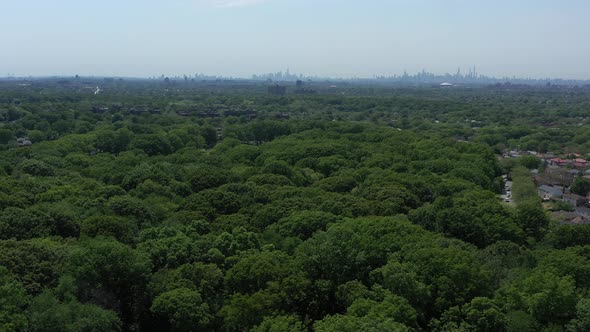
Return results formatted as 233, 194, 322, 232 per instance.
575, 207, 590, 219
573, 158, 589, 169
549, 158, 568, 166
552, 210, 590, 225
16, 137, 32, 147
562, 193, 588, 207
538, 185, 565, 200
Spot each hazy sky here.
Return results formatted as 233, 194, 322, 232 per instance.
2, 0, 589, 79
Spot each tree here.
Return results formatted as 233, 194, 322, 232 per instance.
180, 189, 242, 218
314, 314, 411, 332
80, 215, 138, 244
496, 270, 578, 326
571, 177, 590, 197
567, 298, 590, 332
347, 293, 417, 327
131, 134, 172, 156
67, 239, 151, 330
251, 315, 306, 332
151, 288, 212, 332
0, 128, 13, 144
224, 250, 291, 294
518, 155, 541, 170
189, 166, 229, 192
27, 290, 121, 332
0, 239, 63, 294
275, 211, 340, 240
432, 297, 507, 332
0, 266, 29, 332
515, 200, 549, 240
0, 207, 52, 240
20, 159, 54, 176
108, 196, 156, 225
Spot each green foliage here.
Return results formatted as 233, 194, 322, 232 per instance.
496, 270, 578, 326
0, 239, 64, 293
151, 288, 212, 331
131, 134, 173, 156
274, 211, 340, 240
432, 297, 507, 332
548, 225, 590, 248
251, 315, 306, 332
567, 298, 590, 332
511, 166, 539, 204
0, 207, 52, 240
108, 195, 156, 225
80, 215, 138, 244
225, 250, 292, 294
3, 83, 590, 330
67, 238, 151, 329
27, 290, 121, 332
519, 155, 541, 169
0, 266, 29, 332
553, 200, 574, 212
181, 189, 242, 218
21, 159, 54, 176
189, 165, 230, 192
95, 128, 132, 154
571, 177, 590, 196
314, 314, 411, 332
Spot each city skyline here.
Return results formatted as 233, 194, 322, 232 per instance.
2, 0, 590, 79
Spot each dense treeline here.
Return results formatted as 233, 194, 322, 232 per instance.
0, 81, 589, 331
2, 80, 590, 154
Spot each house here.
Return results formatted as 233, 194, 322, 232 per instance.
569, 169, 581, 177
223, 110, 258, 119
90, 106, 109, 114
573, 158, 589, 169
509, 150, 522, 158
575, 207, 590, 219
562, 216, 590, 225
562, 193, 588, 207
176, 111, 191, 117
275, 113, 291, 120
197, 111, 221, 118
552, 211, 579, 223
128, 106, 150, 115
538, 185, 564, 200
543, 167, 577, 186
549, 158, 567, 166
16, 137, 32, 147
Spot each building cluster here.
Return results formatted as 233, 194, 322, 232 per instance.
128, 106, 161, 115
506, 150, 590, 224
90, 105, 161, 115
16, 137, 32, 147
267, 81, 317, 96
268, 85, 287, 96
175, 109, 257, 119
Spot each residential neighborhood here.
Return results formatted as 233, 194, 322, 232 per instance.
505, 149, 590, 224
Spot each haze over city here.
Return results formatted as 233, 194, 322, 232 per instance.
2, 0, 589, 79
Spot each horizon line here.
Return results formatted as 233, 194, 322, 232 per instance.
1, 70, 590, 83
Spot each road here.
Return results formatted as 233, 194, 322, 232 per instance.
500, 175, 514, 205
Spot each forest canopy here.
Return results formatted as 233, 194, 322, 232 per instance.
0, 79, 589, 331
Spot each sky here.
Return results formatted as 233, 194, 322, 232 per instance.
1, 0, 589, 79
